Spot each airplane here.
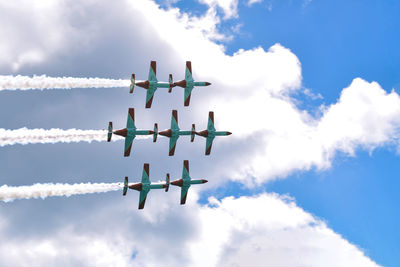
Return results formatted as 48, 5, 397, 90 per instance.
196, 111, 232, 155
123, 163, 169, 209
170, 160, 208, 205
129, 61, 174, 108
107, 108, 153, 157
158, 110, 196, 156
173, 61, 211, 106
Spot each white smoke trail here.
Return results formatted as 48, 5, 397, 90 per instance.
0, 182, 124, 202
0, 128, 118, 146
0, 75, 130, 90
0, 128, 150, 147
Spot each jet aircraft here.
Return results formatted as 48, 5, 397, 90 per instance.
196, 111, 232, 155
170, 160, 208, 205
123, 163, 169, 209
158, 110, 196, 156
107, 108, 153, 157
129, 61, 174, 108
173, 61, 211, 106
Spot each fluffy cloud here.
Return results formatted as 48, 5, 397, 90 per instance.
0, 1, 88, 71
211, 77, 400, 183
248, 0, 263, 6
199, 0, 239, 19
0, 193, 380, 267
0, 1, 392, 266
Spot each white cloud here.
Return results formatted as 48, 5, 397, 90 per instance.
0, 0, 398, 187
0, 1, 393, 266
199, 0, 239, 19
0, 194, 380, 267
248, 0, 263, 6
0, 0, 87, 71
210, 77, 400, 183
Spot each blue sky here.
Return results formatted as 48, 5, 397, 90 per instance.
175, 0, 400, 265
0, 0, 399, 266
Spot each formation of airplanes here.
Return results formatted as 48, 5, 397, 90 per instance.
107, 108, 231, 157
108, 61, 231, 209
129, 61, 211, 108
123, 160, 207, 209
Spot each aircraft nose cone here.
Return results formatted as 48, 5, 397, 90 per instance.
226, 132, 232, 135
202, 179, 208, 184
205, 82, 211, 86
148, 130, 154, 134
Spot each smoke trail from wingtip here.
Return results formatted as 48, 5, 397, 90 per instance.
0, 75, 130, 91
0, 182, 124, 202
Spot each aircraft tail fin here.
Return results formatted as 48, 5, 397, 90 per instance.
165, 173, 170, 192
123, 176, 128, 196
107, 122, 113, 142
168, 74, 174, 93
153, 123, 158, 142
129, 74, 135, 93
191, 124, 196, 142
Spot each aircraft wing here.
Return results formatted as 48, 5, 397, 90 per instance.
205, 135, 215, 155
169, 136, 179, 156
126, 108, 135, 129
148, 61, 158, 82
124, 135, 135, 157
184, 86, 193, 106
138, 188, 150, 209
145, 88, 156, 108
180, 185, 190, 205
171, 110, 179, 131
141, 163, 150, 184
207, 111, 216, 132
182, 160, 190, 180
185, 61, 193, 81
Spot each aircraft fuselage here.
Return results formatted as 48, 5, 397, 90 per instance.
114, 127, 154, 138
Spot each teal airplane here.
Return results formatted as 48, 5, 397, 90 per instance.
196, 111, 232, 155
158, 110, 196, 156
129, 61, 174, 108
107, 108, 153, 157
170, 160, 208, 204
123, 163, 169, 209
173, 61, 211, 106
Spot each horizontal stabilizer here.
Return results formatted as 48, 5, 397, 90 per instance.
153, 123, 158, 142
191, 124, 196, 142
165, 173, 170, 192
129, 74, 135, 93
107, 122, 113, 142
123, 176, 128, 196
168, 74, 174, 93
